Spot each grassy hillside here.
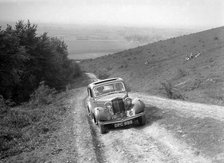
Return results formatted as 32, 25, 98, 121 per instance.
81, 26, 224, 105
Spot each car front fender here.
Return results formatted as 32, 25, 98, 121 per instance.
131, 98, 145, 114
94, 107, 111, 122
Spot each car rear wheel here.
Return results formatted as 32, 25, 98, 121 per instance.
138, 115, 146, 126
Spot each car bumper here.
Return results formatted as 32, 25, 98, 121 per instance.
98, 112, 145, 125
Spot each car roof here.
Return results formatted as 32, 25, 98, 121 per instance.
88, 77, 124, 89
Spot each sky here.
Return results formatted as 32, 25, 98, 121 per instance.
0, 0, 223, 28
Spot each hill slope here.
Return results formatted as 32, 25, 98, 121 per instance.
81, 26, 224, 105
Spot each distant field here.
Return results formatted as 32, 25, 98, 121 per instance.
68, 52, 111, 60
0, 21, 199, 60
35, 23, 196, 60
66, 39, 138, 60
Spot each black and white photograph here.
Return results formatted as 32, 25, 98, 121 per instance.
0, 0, 224, 162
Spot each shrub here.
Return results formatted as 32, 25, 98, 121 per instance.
119, 65, 124, 69
161, 81, 184, 100
0, 20, 82, 103
214, 36, 219, 40
29, 81, 57, 106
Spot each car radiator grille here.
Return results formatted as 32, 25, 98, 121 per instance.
112, 98, 125, 114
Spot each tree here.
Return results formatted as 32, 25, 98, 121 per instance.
0, 20, 81, 103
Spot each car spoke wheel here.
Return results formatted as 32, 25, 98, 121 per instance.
138, 115, 146, 126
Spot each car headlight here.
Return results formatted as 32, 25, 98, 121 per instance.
124, 97, 132, 108
104, 102, 113, 114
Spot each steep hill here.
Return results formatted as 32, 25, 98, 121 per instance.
81, 26, 224, 105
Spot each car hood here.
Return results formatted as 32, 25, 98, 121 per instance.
95, 93, 127, 104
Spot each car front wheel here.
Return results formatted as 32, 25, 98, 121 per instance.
138, 115, 146, 126
99, 123, 107, 134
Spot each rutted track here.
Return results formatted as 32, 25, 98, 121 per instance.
76, 73, 224, 162
91, 113, 210, 163
71, 88, 98, 163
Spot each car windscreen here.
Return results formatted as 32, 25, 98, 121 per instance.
93, 82, 125, 97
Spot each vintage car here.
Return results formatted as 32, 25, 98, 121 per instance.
86, 77, 146, 134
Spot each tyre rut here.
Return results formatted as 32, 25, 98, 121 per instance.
71, 88, 98, 163
96, 122, 210, 163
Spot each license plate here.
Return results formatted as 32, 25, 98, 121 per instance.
127, 109, 135, 117
114, 120, 133, 128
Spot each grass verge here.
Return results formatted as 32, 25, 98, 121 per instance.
0, 89, 72, 162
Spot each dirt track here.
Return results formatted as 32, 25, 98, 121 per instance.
72, 88, 210, 163
70, 73, 224, 163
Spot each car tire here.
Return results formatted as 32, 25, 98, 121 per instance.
99, 123, 107, 134
138, 115, 146, 126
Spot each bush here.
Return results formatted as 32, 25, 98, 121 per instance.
161, 81, 184, 100
0, 20, 82, 103
214, 36, 219, 40
29, 81, 57, 106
